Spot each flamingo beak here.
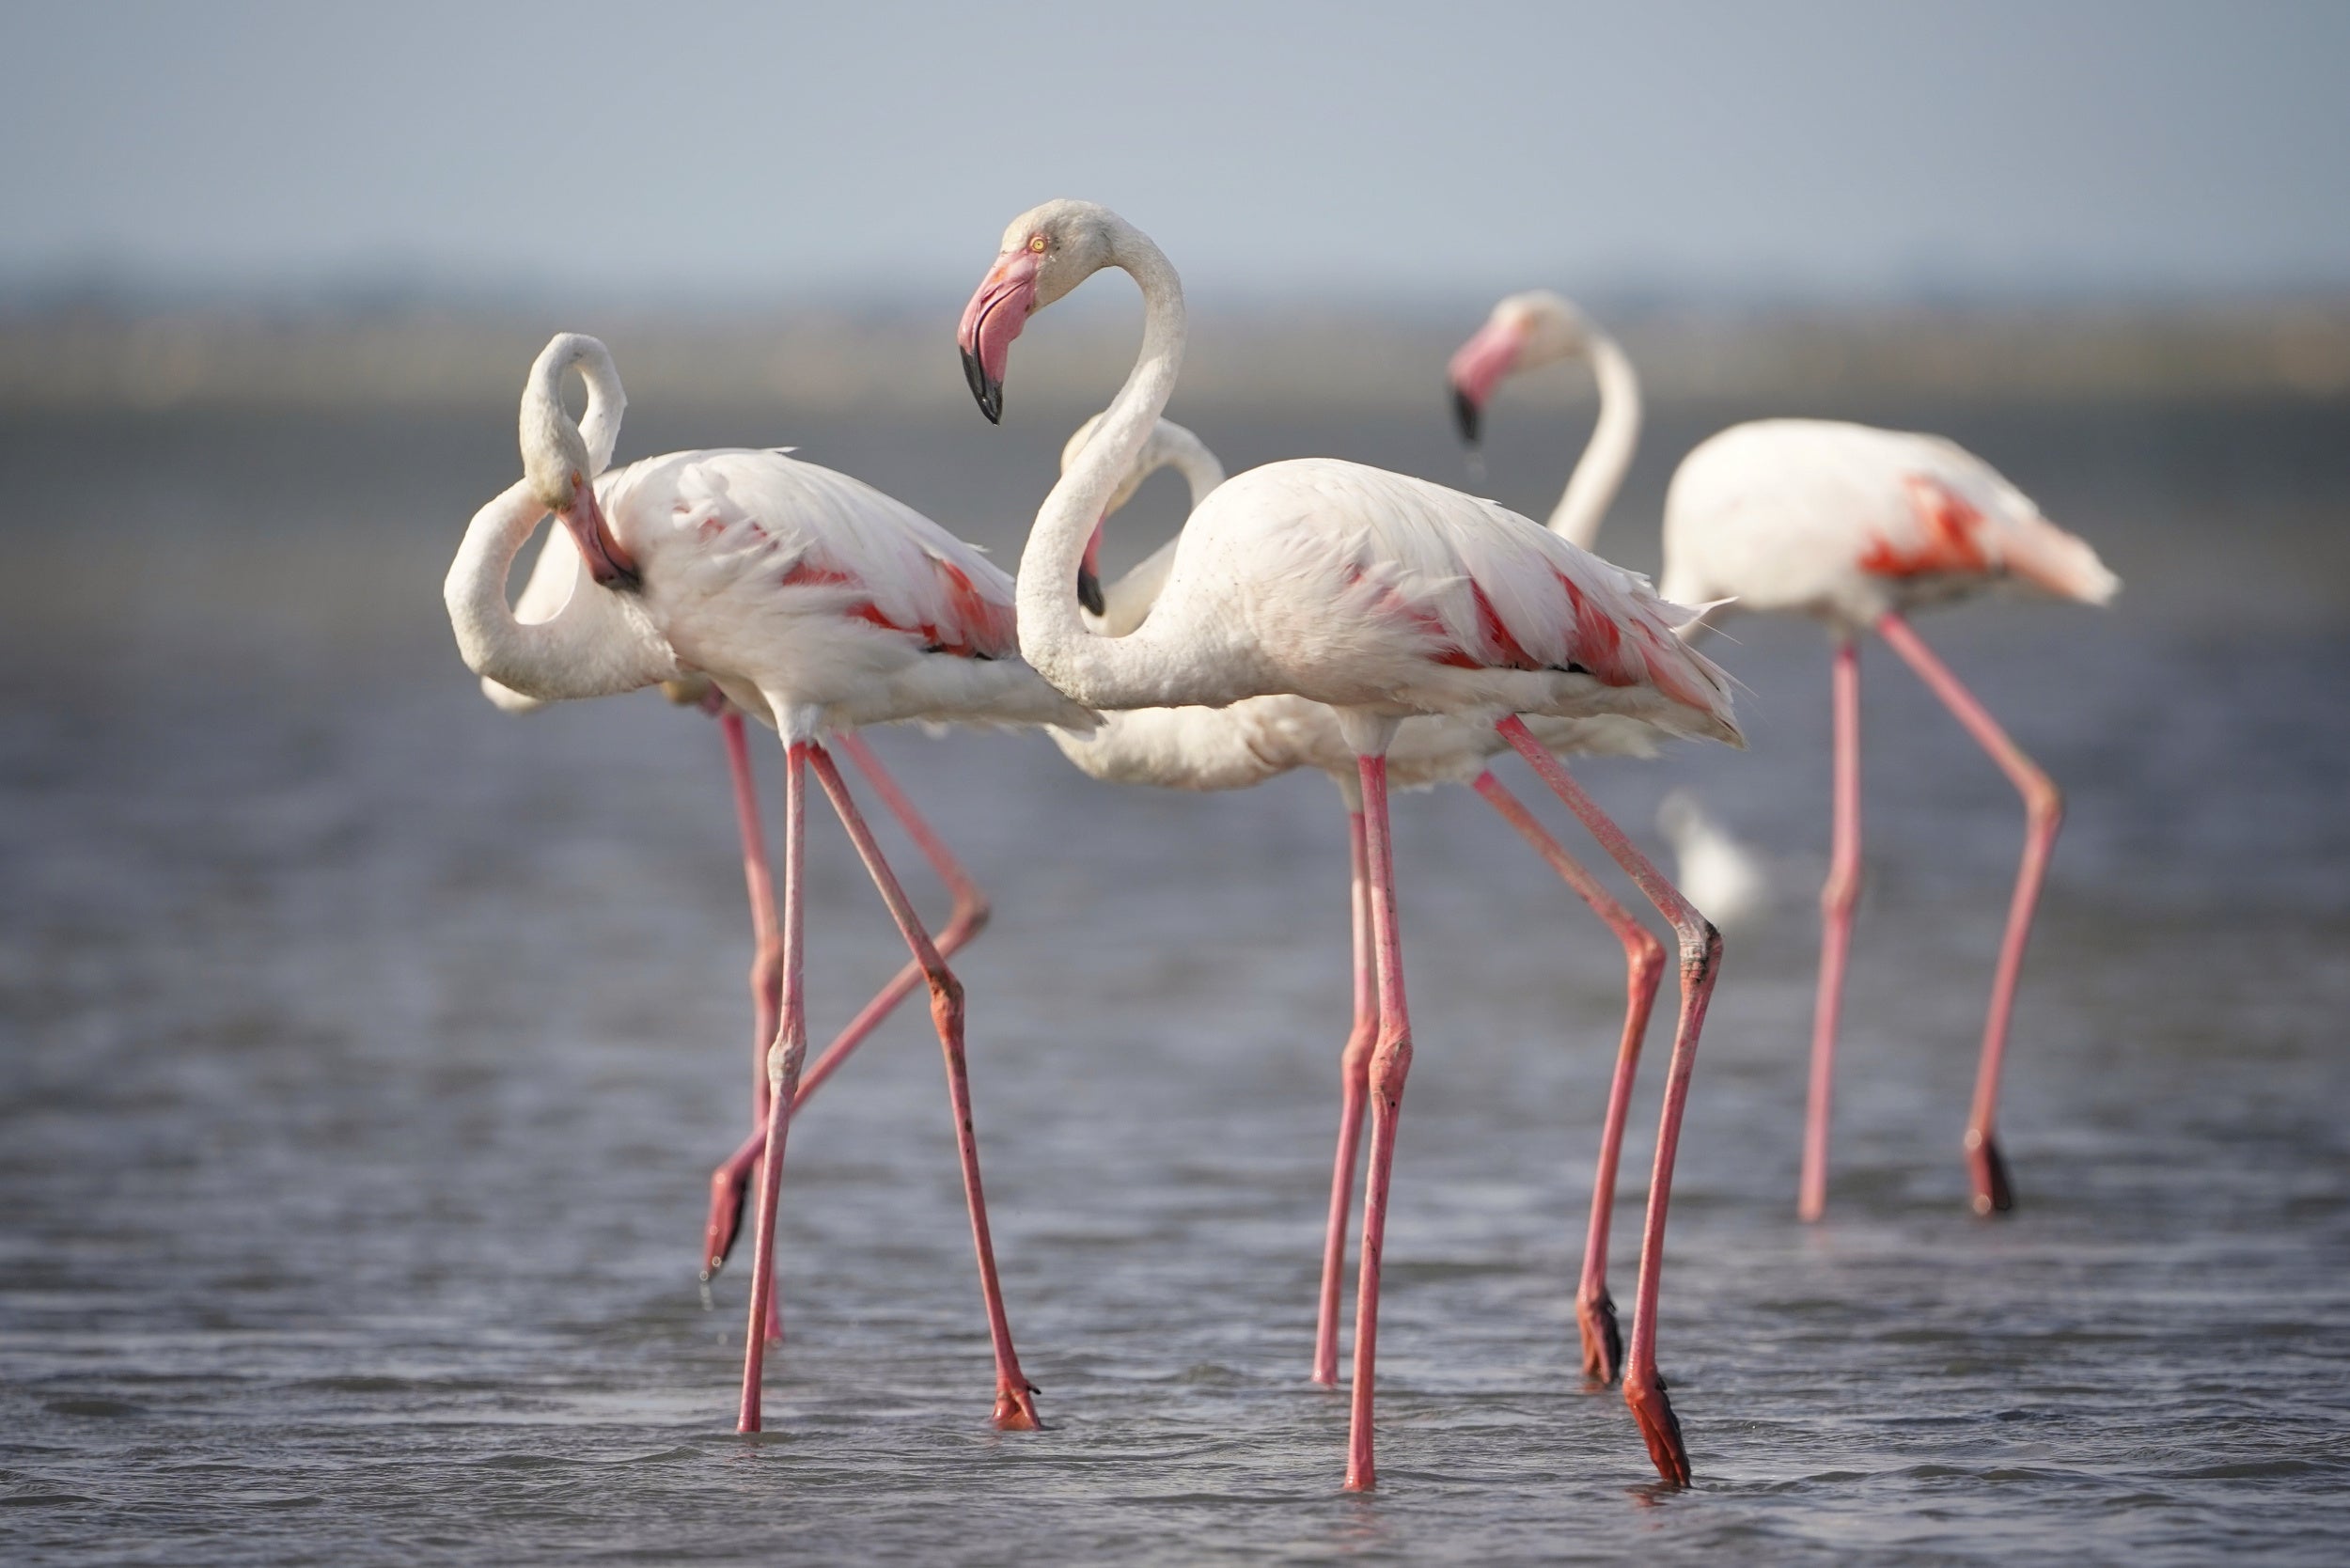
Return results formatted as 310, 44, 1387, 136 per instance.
1077, 519, 1106, 616
958, 249, 1042, 425
557, 479, 640, 590
1445, 316, 1531, 448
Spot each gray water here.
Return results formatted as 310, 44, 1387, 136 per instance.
3, 393, 2348, 1563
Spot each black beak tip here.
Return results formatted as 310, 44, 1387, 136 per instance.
1076, 563, 1105, 617
1451, 384, 1482, 447
962, 347, 1004, 425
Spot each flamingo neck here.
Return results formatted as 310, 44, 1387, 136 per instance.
1543, 330, 1641, 551
1094, 426, 1227, 638
1016, 228, 1194, 708
444, 478, 678, 702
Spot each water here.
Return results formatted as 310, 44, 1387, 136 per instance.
3, 393, 2348, 1563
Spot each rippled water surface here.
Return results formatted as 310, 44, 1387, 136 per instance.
4, 397, 2348, 1563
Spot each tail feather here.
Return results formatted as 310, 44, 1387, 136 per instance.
1999, 513, 2120, 605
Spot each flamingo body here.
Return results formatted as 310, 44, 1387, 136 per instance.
1660, 419, 2118, 627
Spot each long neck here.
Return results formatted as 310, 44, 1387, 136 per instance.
576, 351, 625, 475
1015, 233, 1196, 707
1543, 330, 1641, 550
1095, 427, 1227, 637
444, 478, 678, 701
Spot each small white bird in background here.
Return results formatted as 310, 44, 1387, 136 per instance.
1654, 788, 1772, 932
446, 333, 1088, 1436
961, 200, 1740, 1489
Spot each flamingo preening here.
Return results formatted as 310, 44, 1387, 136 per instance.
446, 333, 1093, 1433
1056, 324, 1683, 1396
1454, 305, 2116, 1219
961, 200, 1740, 1488
479, 416, 991, 1346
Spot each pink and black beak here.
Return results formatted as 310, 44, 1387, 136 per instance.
1077, 520, 1106, 616
958, 249, 1042, 425
556, 476, 640, 590
1445, 315, 1531, 448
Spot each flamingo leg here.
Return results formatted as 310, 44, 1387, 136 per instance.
736, 739, 808, 1434
707, 711, 788, 1343
1345, 755, 1414, 1492
1497, 716, 1711, 1487
1469, 770, 1666, 1387
807, 744, 1041, 1431
1312, 807, 1377, 1388
1875, 611, 2058, 1216
702, 730, 995, 1283
1800, 637, 1863, 1222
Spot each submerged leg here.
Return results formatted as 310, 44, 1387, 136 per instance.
702, 730, 995, 1281
807, 745, 1040, 1431
1498, 717, 1712, 1487
1346, 754, 1414, 1493
1313, 803, 1377, 1388
737, 739, 808, 1433
1469, 769, 1666, 1386
1800, 638, 1863, 1222
1876, 612, 2060, 1216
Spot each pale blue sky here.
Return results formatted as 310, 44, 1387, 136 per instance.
3, 0, 2345, 302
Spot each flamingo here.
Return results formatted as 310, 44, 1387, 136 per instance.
1655, 420, 2117, 1220
959, 200, 1742, 1489
1057, 350, 1684, 1395
1458, 309, 2117, 1218
446, 333, 1092, 1434
476, 405, 995, 1347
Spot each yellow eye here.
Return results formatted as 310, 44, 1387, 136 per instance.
1027, 234, 1047, 254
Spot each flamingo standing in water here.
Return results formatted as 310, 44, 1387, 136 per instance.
1055, 328, 1681, 1396
446, 333, 1092, 1433
960, 200, 1740, 1488
483, 464, 993, 1344
1459, 310, 2117, 1218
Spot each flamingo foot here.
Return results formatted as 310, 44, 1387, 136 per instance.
1966, 1128, 2015, 1216
1624, 1372, 1691, 1486
1577, 1290, 1623, 1387
701, 1163, 751, 1282
992, 1380, 1042, 1432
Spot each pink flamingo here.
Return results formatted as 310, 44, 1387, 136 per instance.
1456, 305, 2121, 1218
1058, 391, 1679, 1392
1653, 421, 2116, 1219
961, 200, 1741, 1488
478, 393, 995, 1343
446, 333, 1092, 1433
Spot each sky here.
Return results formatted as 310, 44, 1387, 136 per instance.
3, 0, 2346, 305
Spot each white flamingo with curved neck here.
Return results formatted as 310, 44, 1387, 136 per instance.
446, 332, 1089, 1435
962, 199, 1740, 1490
1056, 337, 1686, 1398
1455, 303, 2117, 1218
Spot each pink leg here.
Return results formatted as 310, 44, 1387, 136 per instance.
1800, 638, 1863, 1222
1312, 807, 1376, 1388
1876, 612, 2060, 1216
807, 745, 1041, 1431
737, 740, 808, 1434
1498, 716, 1713, 1486
1345, 755, 1413, 1492
708, 712, 788, 1343
702, 730, 995, 1281
1470, 770, 1666, 1386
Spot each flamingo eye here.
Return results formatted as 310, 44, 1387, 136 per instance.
1027, 234, 1048, 254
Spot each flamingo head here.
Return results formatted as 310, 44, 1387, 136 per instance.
1446, 290, 1591, 447
959, 199, 1125, 424
522, 334, 640, 590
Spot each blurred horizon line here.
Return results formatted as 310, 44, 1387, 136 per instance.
5, 290, 2347, 416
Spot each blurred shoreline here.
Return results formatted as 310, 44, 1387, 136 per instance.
6, 295, 2349, 416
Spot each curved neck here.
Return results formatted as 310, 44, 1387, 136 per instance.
521, 337, 624, 491
1015, 230, 1194, 707
1543, 330, 1641, 550
575, 352, 624, 476
1094, 428, 1226, 637
444, 478, 677, 701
